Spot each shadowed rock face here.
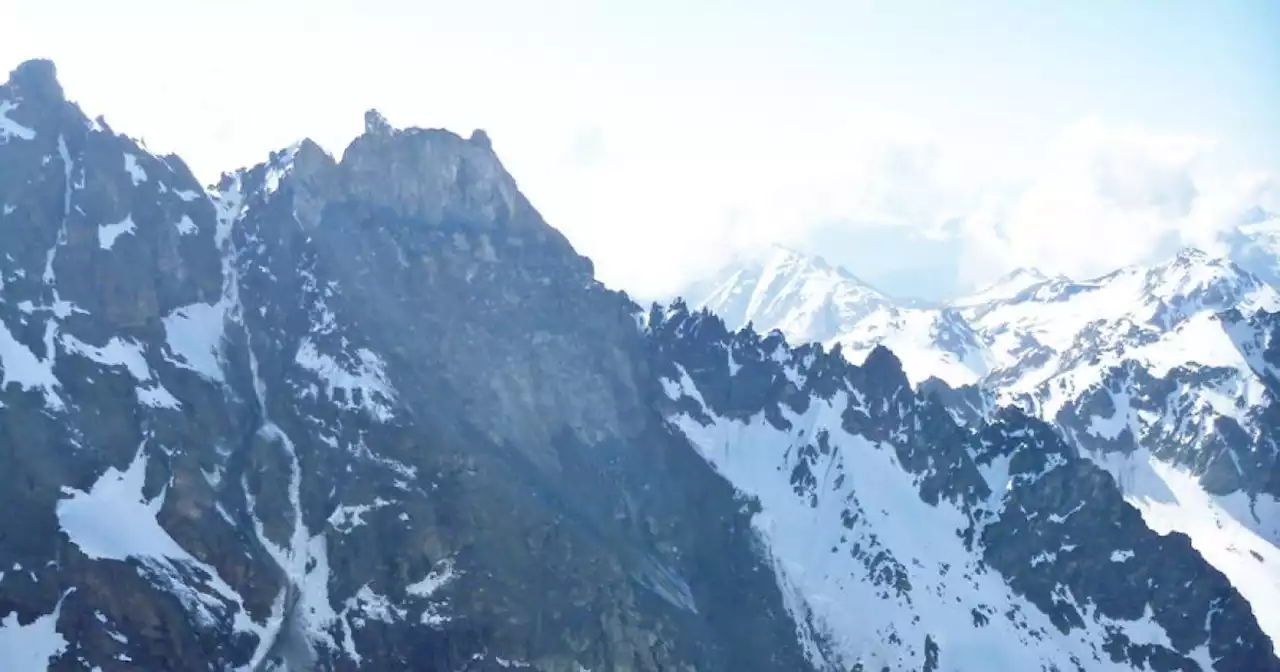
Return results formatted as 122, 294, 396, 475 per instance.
0, 61, 813, 671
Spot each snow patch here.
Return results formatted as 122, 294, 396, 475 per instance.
0, 317, 63, 409
328, 499, 390, 533
136, 382, 181, 409
345, 585, 405, 626
0, 100, 36, 142
98, 214, 136, 250
295, 339, 395, 421
60, 334, 151, 381
406, 558, 456, 627
0, 590, 70, 670
57, 445, 189, 561
123, 153, 147, 185
56, 442, 268, 647
162, 301, 226, 382
175, 214, 198, 235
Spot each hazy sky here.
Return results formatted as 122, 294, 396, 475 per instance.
6, 1, 1279, 300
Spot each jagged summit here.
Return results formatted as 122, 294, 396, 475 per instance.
7, 58, 63, 105
363, 107, 393, 135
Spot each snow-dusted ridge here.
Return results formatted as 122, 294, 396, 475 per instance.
669, 243, 1280, 660
648, 300, 1275, 670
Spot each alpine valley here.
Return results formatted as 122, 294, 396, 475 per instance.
0, 60, 1276, 672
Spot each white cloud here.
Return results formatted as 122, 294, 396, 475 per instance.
955, 117, 1274, 291
525, 113, 976, 299
530, 113, 1276, 301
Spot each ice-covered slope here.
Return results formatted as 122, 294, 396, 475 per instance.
677, 247, 993, 387
648, 302, 1277, 671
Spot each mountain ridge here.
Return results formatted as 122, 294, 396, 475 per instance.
672, 241, 1280, 655
0, 59, 1275, 671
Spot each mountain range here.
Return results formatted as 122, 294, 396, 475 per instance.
0, 59, 1276, 671
675, 239, 1280, 659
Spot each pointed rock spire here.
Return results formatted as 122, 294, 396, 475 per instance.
363, 108, 392, 136
8, 59, 64, 106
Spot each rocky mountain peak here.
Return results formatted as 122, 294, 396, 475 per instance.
338, 112, 524, 232
363, 108, 392, 136
6, 59, 63, 107
469, 128, 494, 151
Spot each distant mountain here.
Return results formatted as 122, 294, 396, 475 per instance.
677, 245, 896, 345
672, 243, 1280, 652
676, 246, 992, 386
950, 267, 1052, 308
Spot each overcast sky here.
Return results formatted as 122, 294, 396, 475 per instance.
5, 0, 1279, 300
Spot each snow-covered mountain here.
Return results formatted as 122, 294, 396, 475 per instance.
678, 246, 993, 386
950, 267, 1054, 308
650, 304, 1272, 670
963, 251, 1280, 647
678, 245, 896, 344
1, 59, 1275, 671
673, 244, 1280, 656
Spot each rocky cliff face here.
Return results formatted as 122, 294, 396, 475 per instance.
0, 60, 810, 672
0, 59, 1276, 672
